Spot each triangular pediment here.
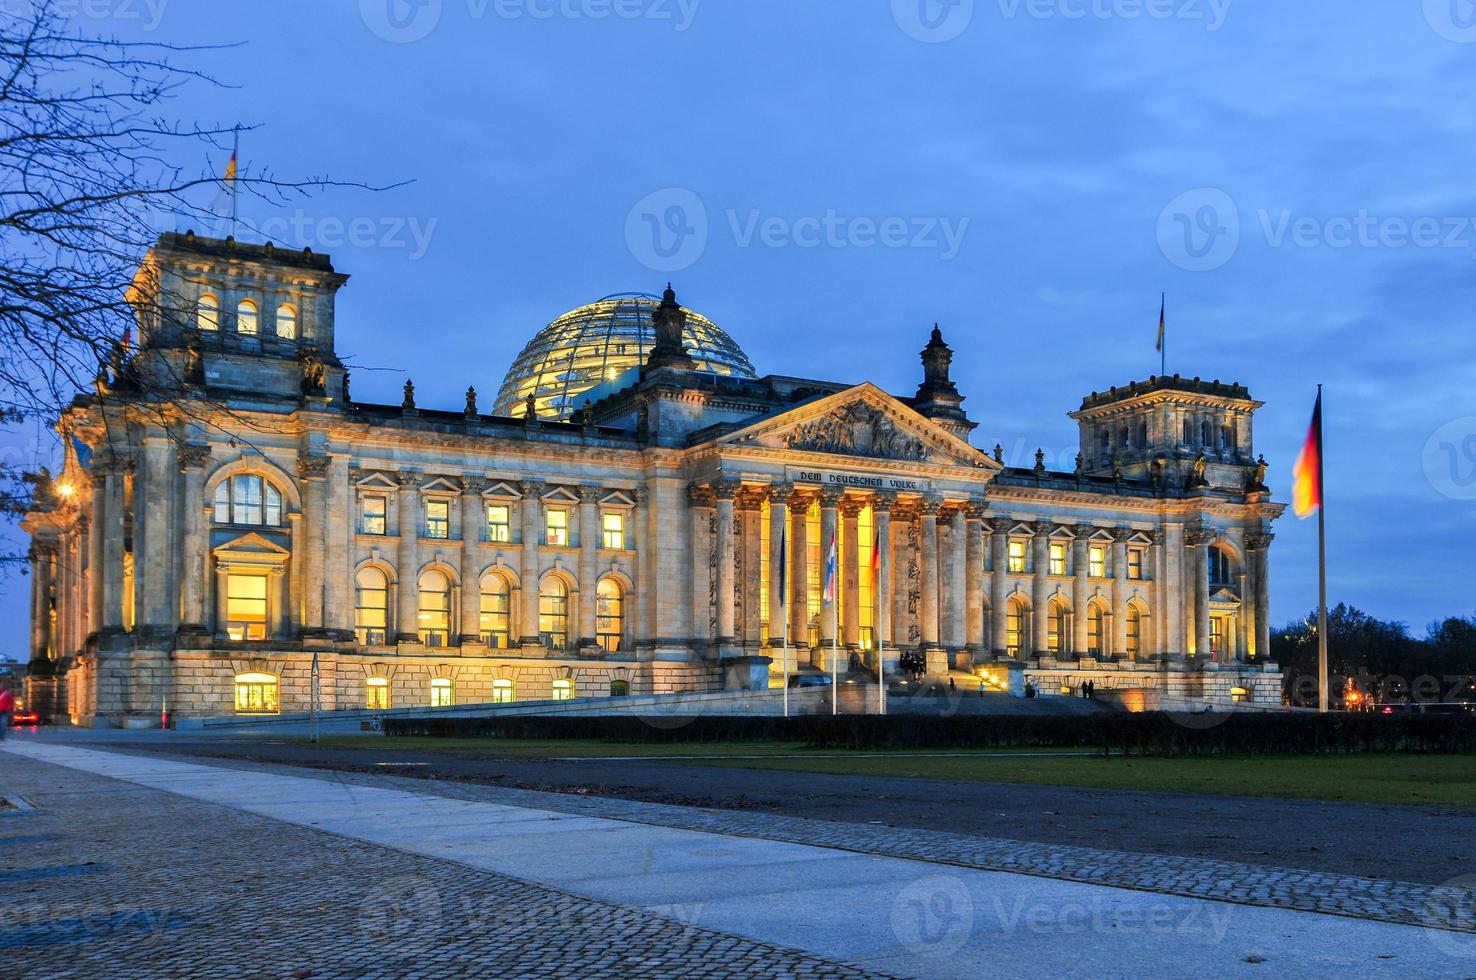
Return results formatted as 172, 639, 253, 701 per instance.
714, 384, 996, 470
355, 471, 399, 491
421, 477, 462, 495
1210, 587, 1242, 606
483, 481, 523, 499
214, 531, 291, 557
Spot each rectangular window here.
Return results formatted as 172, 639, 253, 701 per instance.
1089, 546, 1106, 579
425, 499, 450, 539
1209, 618, 1225, 656
601, 511, 625, 550
1006, 607, 1023, 656
233, 477, 264, 527
546, 508, 568, 547
480, 589, 511, 648
361, 495, 387, 535
365, 678, 390, 710
234, 678, 278, 714
430, 678, 454, 708
1128, 548, 1144, 580
491, 679, 515, 704
1049, 543, 1066, 576
1007, 540, 1026, 574
486, 504, 511, 543
539, 590, 568, 649
226, 573, 268, 640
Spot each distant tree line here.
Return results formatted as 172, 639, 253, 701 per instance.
1273, 604, 1476, 708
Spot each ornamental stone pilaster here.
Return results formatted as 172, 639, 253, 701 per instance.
1247, 530, 1274, 661
767, 484, 792, 646
839, 495, 864, 649
460, 477, 488, 644
178, 444, 213, 630
1072, 524, 1092, 658
518, 480, 545, 648
872, 491, 896, 651
964, 501, 986, 653
988, 517, 1010, 656
1111, 529, 1131, 658
918, 495, 942, 648
577, 485, 601, 650
395, 472, 421, 643
1186, 525, 1214, 659
788, 491, 811, 644
713, 481, 740, 645
817, 489, 842, 647
298, 453, 331, 632
1031, 522, 1052, 656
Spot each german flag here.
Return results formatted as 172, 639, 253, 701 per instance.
1292, 390, 1323, 518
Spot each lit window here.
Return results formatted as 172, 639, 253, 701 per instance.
275, 303, 297, 340
355, 568, 389, 645
1209, 617, 1225, 656
551, 679, 574, 701
1230, 686, 1250, 703
539, 577, 568, 650
430, 677, 454, 708
1087, 605, 1104, 657
601, 511, 625, 550
1007, 540, 1026, 574
546, 508, 568, 547
237, 299, 259, 335
226, 573, 268, 640
1127, 548, 1144, 581
366, 676, 390, 710
1089, 546, 1106, 579
596, 578, 623, 653
198, 294, 220, 332
486, 504, 511, 543
610, 679, 630, 697
1006, 598, 1025, 656
479, 572, 511, 648
1048, 600, 1067, 655
491, 678, 515, 704
425, 499, 450, 539
418, 570, 451, 647
234, 672, 278, 714
1126, 606, 1142, 658
361, 495, 387, 535
213, 475, 282, 527
1049, 543, 1066, 576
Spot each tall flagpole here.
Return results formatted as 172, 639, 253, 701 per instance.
229, 126, 241, 239
1159, 292, 1167, 377
1316, 384, 1328, 712
780, 523, 789, 719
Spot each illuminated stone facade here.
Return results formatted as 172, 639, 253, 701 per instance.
23, 233, 1285, 726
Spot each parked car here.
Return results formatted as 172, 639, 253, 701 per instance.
10, 711, 41, 726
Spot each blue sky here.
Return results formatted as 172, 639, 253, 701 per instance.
6, 0, 1476, 656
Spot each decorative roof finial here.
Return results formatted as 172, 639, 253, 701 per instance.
402, 379, 416, 412
645, 282, 697, 372
465, 386, 478, 419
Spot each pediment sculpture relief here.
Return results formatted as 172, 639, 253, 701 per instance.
783, 402, 930, 462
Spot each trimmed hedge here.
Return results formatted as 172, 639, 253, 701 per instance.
382, 711, 1476, 756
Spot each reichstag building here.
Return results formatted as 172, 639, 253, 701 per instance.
23, 232, 1285, 726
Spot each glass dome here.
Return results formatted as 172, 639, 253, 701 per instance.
493, 292, 757, 420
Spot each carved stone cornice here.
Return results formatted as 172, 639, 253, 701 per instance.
838, 496, 865, 519
1184, 525, 1216, 548
577, 485, 601, 504
871, 490, 898, 513
1245, 531, 1274, 551
986, 517, 1012, 535
463, 476, 488, 497
788, 490, 814, 515
298, 454, 331, 481
397, 471, 420, 491
918, 494, 944, 517
711, 479, 741, 502
178, 444, 212, 471
963, 499, 988, 521
518, 479, 544, 499
688, 483, 715, 508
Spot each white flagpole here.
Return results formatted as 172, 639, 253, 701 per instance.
229, 126, 240, 239
782, 607, 789, 719
832, 631, 839, 716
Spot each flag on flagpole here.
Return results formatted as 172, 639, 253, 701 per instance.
1155, 293, 1165, 353
222, 149, 238, 185
1292, 390, 1323, 519
870, 528, 880, 583
822, 534, 837, 606
777, 525, 787, 608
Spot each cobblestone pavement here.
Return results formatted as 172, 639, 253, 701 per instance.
116, 748, 1476, 938
0, 753, 888, 979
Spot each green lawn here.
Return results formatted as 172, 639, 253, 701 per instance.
292, 736, 1476, 807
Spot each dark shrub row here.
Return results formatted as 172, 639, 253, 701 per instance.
383, 711, 1476, 755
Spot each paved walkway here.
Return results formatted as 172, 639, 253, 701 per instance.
6, 741, 1474, 977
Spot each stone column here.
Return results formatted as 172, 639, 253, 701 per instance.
30, 546, 52, 661
1189, 526, 1212, 658
1071, 525, 1091, 658
395, 473, 420, 642
1031, 523, 1051, 656
989, 518, 1009, 657
1249, 531, 1273, 661
965, 502, 985, 653
88, 475, 106, 633
518, 481, 544, 648
631, 488, 649, 649
577, 485, 600, 649
1162, 522, 1184, 656
714, 481, 738, 646
1111, 530, 1130, 658
213, 562, 230, 636
325, 456, 352, 633
688, 484, 713, 642
949, 506, 968, 651
873, 492, 895, 650
818, 490, 841, 647
299, 454, 330, 632
894, 506, 913, 649
918, 495, 941, 648
178, 445, 212, 630
102, 461, 126, 630
767, 484, 791, 647
461, 477, 487, 644
789, 493, 809, 644
138, 437, 173, 631
840, 496, 862, 649
740, 491, 764, 647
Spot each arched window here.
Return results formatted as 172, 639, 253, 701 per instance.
539, 577, 569, 650
479, 572, 511, 648
275, 303, 297, 340
610, 679, 630, 697
1098, 429, 1110, 458
1200, 419, 1212, 448
1006, 598, 1025, 657
197, 294, 220, 332
418, 570, 451, 647
1138, 420, 1149, 447
491, 678, 515, 704
237, 298, 259, 335
1048, 599, 1068, 655
1126, 606, 1142, 658
596, 579, 623, 653
1208, 546, 1233, 587
430, 677, 454, 708
1223, 421, 1236, 452
355, 568, 389, 645
365, 675, 390, 709
234, 672, 278, 714
213, 474, 283, 527
1087, 604, 1105, 657
551, 678, 575, 701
